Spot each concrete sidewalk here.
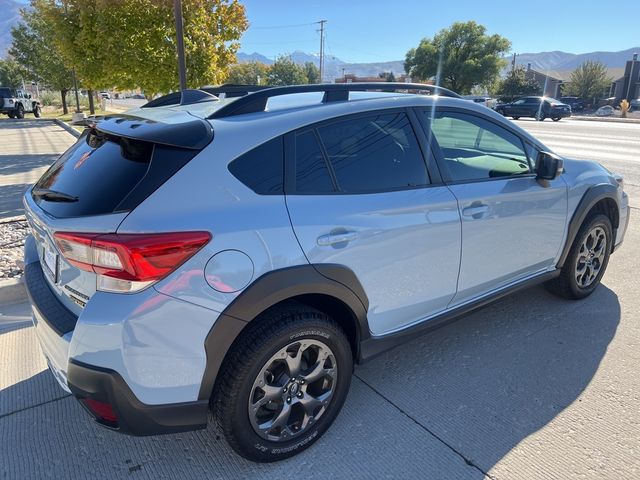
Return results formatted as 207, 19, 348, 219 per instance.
0, 119, 76, 219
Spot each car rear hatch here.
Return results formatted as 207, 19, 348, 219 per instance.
24, 113, 213, 323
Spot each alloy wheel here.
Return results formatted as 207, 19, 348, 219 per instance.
575, 226, 607, 288
248, 339, 337, 442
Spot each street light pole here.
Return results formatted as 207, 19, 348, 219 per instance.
318, 20, 326, 83
174, 0, 187, 91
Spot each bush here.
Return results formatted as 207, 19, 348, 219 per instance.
38, 90, 61, 107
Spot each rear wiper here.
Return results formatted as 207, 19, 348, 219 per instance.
32, 188, 78, 202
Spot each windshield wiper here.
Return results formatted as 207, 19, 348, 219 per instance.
32, 188, 78, 202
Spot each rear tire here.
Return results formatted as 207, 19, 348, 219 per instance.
512, 116, 520, 120
545, 214, 612, 299
213, 303, 353, 462
552, 117, 560, 122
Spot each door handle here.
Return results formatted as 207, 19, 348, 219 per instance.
317, 231, 358, 246
462, 204, 489, 219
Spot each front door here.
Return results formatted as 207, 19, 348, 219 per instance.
285, 111, 462, 336
421, 109, 568, 306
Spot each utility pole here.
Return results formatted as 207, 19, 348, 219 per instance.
318, 20, 327, 83
174, 0, 187, 91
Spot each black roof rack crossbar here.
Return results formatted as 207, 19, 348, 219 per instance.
208, 82, 460, 119
200, 84, 270, 98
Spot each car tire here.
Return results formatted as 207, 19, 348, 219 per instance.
213, 302, 353, 462
34, 106, 42, 118
15, 104, 24, 119
545, 213, 612, 300
512, 116, 520, 120
552, 117, 560, 122
7, 112, 15, 119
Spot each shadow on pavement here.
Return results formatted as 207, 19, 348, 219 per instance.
0, 284, 620, 479
0, 183, 32, 219
0, 153, 58, 178
357, 284, 621, 475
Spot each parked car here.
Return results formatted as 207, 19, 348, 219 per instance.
0, 87, 42, 118
463, 95, 497, 109
23, 83, 629, 462
98, 91, 111, 100
595, 105, 615, 116
495, 96, 571, 121
560, 96, 585, 111
131, 93, 146, 99
630, 98, 640, 112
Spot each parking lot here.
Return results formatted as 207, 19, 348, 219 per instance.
1, 117, 638, 479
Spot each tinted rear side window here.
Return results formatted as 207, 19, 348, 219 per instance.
317, 112, 429, 193
33, 128, 196, 218
294, 130, 335, 193
228, 137, 284, 194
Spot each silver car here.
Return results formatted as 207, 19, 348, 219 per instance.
23, 83, 629, 462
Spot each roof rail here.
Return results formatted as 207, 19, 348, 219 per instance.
208, 82, 460, 119
141, 84, 269, 109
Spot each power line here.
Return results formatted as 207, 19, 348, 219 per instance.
250, 22, 317, 30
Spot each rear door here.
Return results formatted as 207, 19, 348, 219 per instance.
285, 109, 462, 336
419, 109, 567, 306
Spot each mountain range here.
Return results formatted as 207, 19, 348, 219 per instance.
239, 48, 639, 82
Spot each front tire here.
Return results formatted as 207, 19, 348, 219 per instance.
552, 117, 560, 122
15, 104, 24, 119
546, 213, 612, 299
512, 116, 520, 120
33, 105, 42, 118
214, 303, 353, 462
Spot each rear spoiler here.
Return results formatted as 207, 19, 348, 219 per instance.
73, 113, 213, 150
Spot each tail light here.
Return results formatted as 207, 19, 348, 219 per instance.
54, 231, 211, 293
80, 398, 118, 427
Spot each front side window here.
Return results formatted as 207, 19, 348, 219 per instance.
425, 111, 531, 182
315, 112, 429, 193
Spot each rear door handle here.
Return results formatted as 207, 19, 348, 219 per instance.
462, 204, 489, 219
317, 231, 358, 246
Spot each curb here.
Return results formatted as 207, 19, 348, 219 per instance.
571, 116, 640, 124
51, 118, 82, 137
0, 277, 27, 307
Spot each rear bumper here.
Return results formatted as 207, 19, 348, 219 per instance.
67, 359, 209, 435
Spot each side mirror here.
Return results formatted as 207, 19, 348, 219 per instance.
536, 151, 563, 180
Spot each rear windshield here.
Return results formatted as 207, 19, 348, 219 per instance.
33, 128, 196, 218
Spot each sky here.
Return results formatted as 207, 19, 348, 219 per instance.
239, 0, 640, 63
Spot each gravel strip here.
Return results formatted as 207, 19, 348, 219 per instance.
0, 217, 28, 279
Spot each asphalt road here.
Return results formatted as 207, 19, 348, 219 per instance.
1, 117, 639, 479
517, 118, 640, 208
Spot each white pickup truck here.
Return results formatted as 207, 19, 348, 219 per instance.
0, 87, 42, 118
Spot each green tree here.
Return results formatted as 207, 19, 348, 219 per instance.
41, 0, 248, 109
10, 1, 74, 114
379, 71, 396, 82
404, 21, 510, 94
226, 61, 270, 85
0, 59, 24, 88
497, 66, 541, 101
267, 56, 308, 86
565, 61, 612, 102
303, 62, 320, 84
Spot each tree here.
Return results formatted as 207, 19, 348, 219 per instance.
267, 56, 308, 86
40, 0, 248, 107
10, 1, 74, 114
0, 59, 24, 88
226, 61, 270, 85
303, 62, 320, 84
379, 71, 396, 82
497, 66, 541, 101
565, 61, 612, 103
404, 21, 510, 94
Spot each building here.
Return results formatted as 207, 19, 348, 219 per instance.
525, 64, 564, 98
610, 53, 640, 101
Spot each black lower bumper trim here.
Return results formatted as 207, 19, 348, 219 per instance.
24, 260, 78, 336
67, 359, 208, 436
